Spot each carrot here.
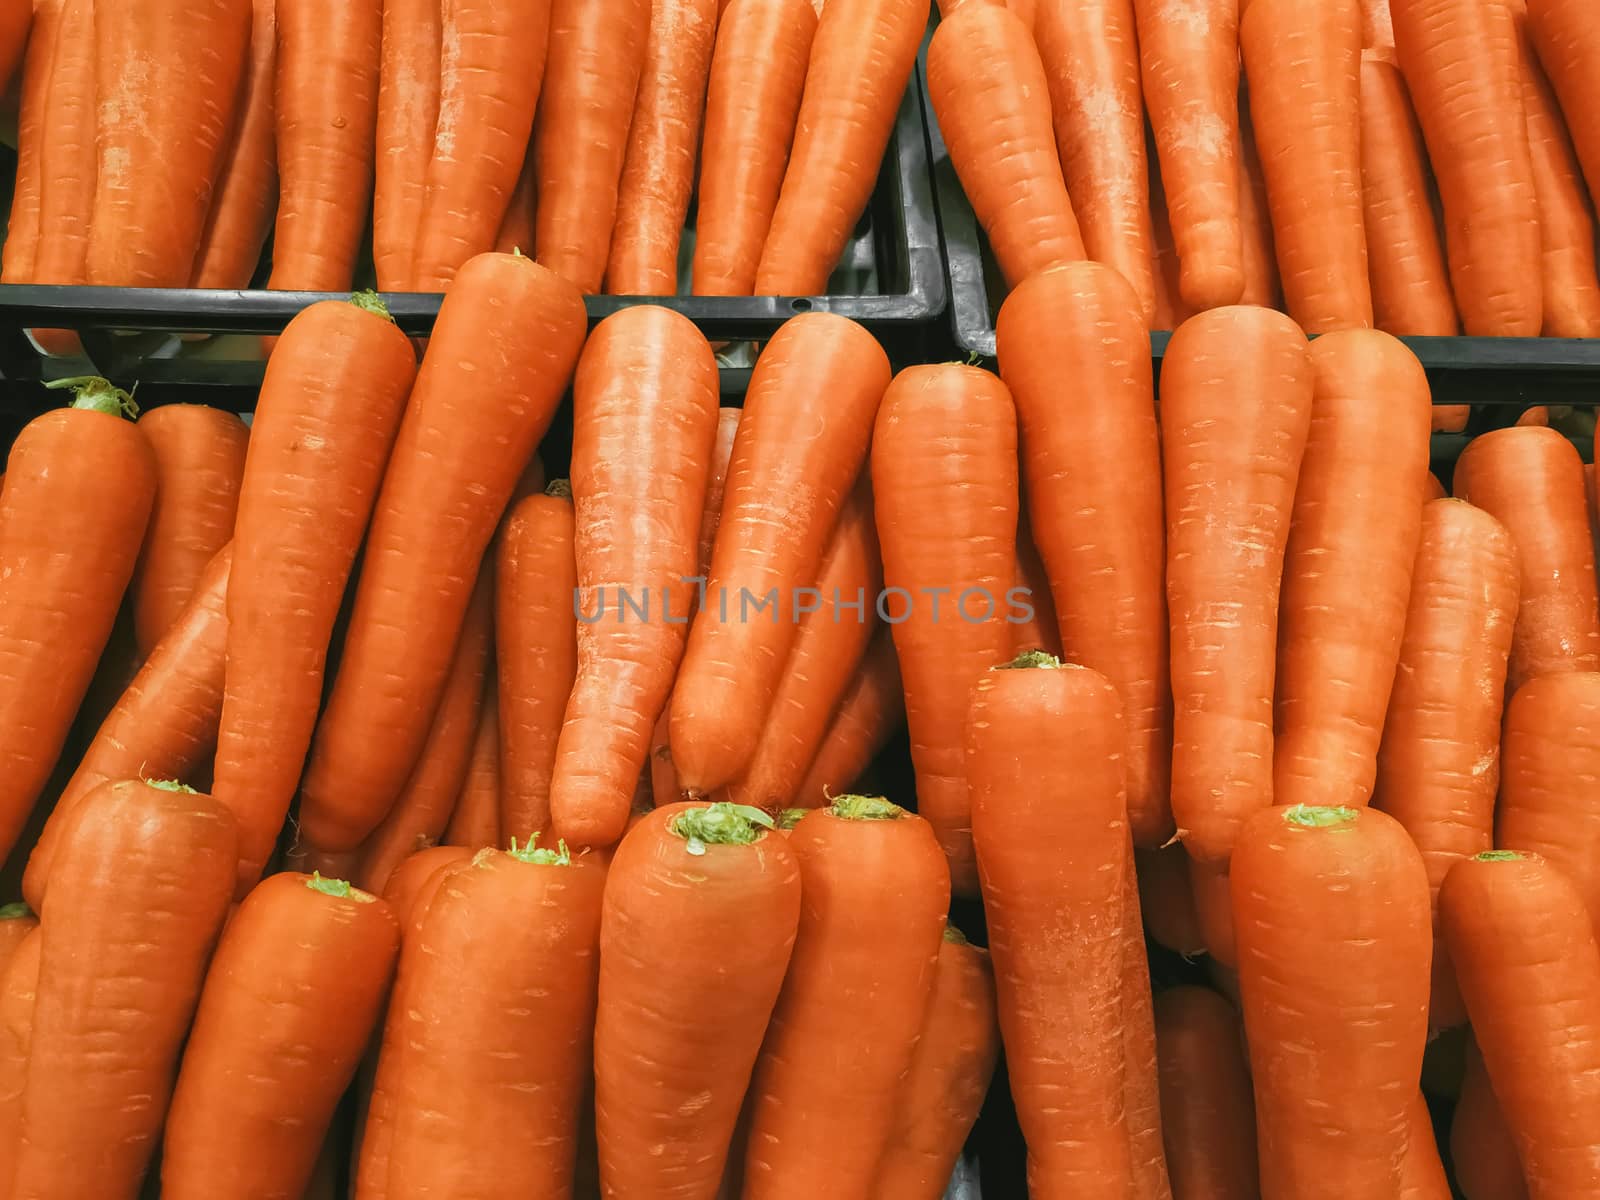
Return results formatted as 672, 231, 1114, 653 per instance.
1362, 0, 1394, 45
130, 404, 249, 657
1135, 847, 1205, 958
267, 0, 381, 291
0, 925, 41, 1174
1391, 0, 1542, 334
792, 626, 904, 805
1153, 986, 1259, 1200
31, 0, 97, 307
754, 0, 926, 294
1033, 0, 1155, 319
1162, 307, 1314, 863
354, 567, 494, 894
872, 926, 1000, 1200
1241, 0, 1371, 332
0, 378, 157, 867
1452, 426, 1600, 690
411, 0, 554, 291
0, 0, 28, 92
11, 780, 237, 1200
697, 407, 744, 591
872, 365, 1018, 895
966, 656, 1131, 1197
0, 0, 61, 285
380, 844, 474, 921
1012, 517, 1061, 657
212, 296, 417, 895
721, 484, 881, 811
1358, 53, 1459, 334
1275, 331, 1432, 811
494, 143, 539, 255
1441, 850, 1600, 1199
372, 0, 441, 291
1231, 804, 1433, 1200
161, 873, 398, 1199
533, 0, 652, 292
1237, 93, 1282, 309
996, 261, 1172, 847
550, 307, 721, 848
741, 798, 950, 1199
1189, 858, 1237, 967
1518, 405, 1551, 427
497, 484, 578, 844
297, 256, 586, 853
445, 686, 503, 849
1526, 0, 1600, 219
87, 0, 251, 287
1133, 0, 1244, 311
928, 3, 1085, 288
1400, 1091, 1452, 1200
193, 0, 278, 288
23, 545, 234, 912
671, 315, 889, 796
605, 0, 718, 294
1452, 1041, 1531, 1200
1120, 838, 1175, 1200
691, 0, 817, 296
596, 802, 801, 1197
1148, 148, 1191, 329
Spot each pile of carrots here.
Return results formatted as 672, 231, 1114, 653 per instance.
0, 0, 921, 311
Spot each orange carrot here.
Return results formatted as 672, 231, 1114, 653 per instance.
494, 142, 539, 255
1362, 0, 1394, 45
0, 924, 40, 1174
444, 686, 503, 849
1526, 0, 1600, 220
1452, 1041, 1531, 1200
1400, 1091, 1452, 1200
1011, 517, 1061, 657
0, 0, 61, 285
697, 407, 744, 590
1136, 847, 1206, 958
1148, 148, 1190, 329
1120, 838, 1174, 1200
792, 626, 904, 806
1154, 986, 1259, 1200
380, 844, 474, 922
31, 0, 97, 303
1237, 91, 1282, 309
1189, 858, 1237, 967
372, 0, 440, 291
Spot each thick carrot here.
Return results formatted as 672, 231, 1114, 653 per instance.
872, 926, 1000, 1200
87, 0, 251, 287
550, 307, 721, 848
494, 142, 539, 255
1133, 0, 1244, 311
533, 0, 652, 292
130, 404, 249, 657
193, 0, 278, 288
1400, 1091, 1452, 1200
1163, 307, 1313, 863
267, 0, 381, 291
372, 0, 440, 291
1242, 0, 1372, 332
928, 3, 1085, 288
31, 0, 97, 304
1136, 847, 1206, 958
691, 0, 817, 296
1232, 805, 1432, 1200
1153, 986, 1259, 1200
1452, 426, 1600, 689
212, 297, 417, 894
161, 873, 398, 1199
671, 314, 889, 795
497, 485, 578, 844
1358, 53, 1459, 334
412, 0, 553, 290
1120, 838, 1174, 1200
792, 626, 904, 805
1441, 850, 1600, 1199
0, 0, 61, 285
742, 798, 950, 1199
996, 261, 1172, 847
0, 925, 40, 1174
966, 657, 1131, 1198
1237, 92, 1282, 310
606, 0, 719, 294
596, 802, 801, 1197
444, 686, 502, 849
1392, 0, 1542, 334
1012, 518, 1061, 657
0, 379, 157, 866
1452, 1041, 1531, 1200
1275, 331, 1432, 810
754, 0, 925, 294
873, 365, 1019, 895
11, 780, 237, 1200
297, 256, 586, 852
1526, 0, 1600, 216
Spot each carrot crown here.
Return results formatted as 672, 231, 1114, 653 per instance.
508, 834, 572, 866
671, 802, 775, 856
306, 872, 354, 899
1282, 804, 1359, 828
995, 650, 1063, 671
143, 778, 198, 794
1475, 850, 1524, 862
776, 807, 809, 831
0, 902, 32, 920
348, 290, 395, 323
547, 479, 573, 499
829, 794, 906, 821
44, 375, 139, 420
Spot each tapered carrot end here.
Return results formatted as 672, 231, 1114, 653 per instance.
43, 375, 139, 420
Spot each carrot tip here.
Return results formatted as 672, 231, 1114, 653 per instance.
507, 834, 573, 867
546, 479, 573, 499
829, 794, 907, 822
348, 290, 396, 323
1282, 804, 1359, 829
670, 802, 776, 855
44, 375, 139, 420
0, 903, 32, 920
776, 807, 808, 831
994, 649, 1063, 671
305, 872, 354, 899
1474, 850, 1524, 862
143, 778, 198, 794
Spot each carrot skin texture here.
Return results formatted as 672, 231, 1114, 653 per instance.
1400, 1091, 1452, 1200
31, 0, 97, 302
551, 308, 721, 848
212, 300, 417, 893
11, 781, 238, 1200
1011, 520, 1062, 658
0, 0, 61, 285
596, 804, 802, 1198
1154, 985, 1260, 1200
1135, 846, 1205, 958
1452, 426, 1600, 690
1451, 1042, 1531, 1200
997, 261, 1172, 847
1527, 0, 1600, 235
131, 405, 249, 657
1162, 307, 1314, 863
0, 403, 157, 865
534, 0, 652, 292
1237, 95, 1283, 310
691, 0, 817, 296
372, 0, 440, 291
755, 0, 926, 294
1392, 0, 1542, 334
873, 366, 1019, 895
927, 3, 1085, 288
1231, 805, 1432, 1200
671, 314, 889, 795
742, 805, 951, 1199
444, 686, 502, 849
161, 873, 399, 1199
792, 626, 904, 805
1441, 852, 1600, 1200
297, 256, 586, 852
1120, 839, 1174, 1199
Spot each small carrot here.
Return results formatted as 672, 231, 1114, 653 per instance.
697, 407, 744, 592
792, 626, 905, 806
1154, 986, 1259, 1200
372, 0, 440, 291
444, 685, 503, 850
1119, 835, 1174, 1199
1135, 847, 1206, 959
380, 844, 474, 922
1148, 148, 1191, 330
